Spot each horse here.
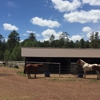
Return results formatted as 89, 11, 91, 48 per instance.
0, 61, 6, 66
76, 59, 100, 79
23, 63, 43, 79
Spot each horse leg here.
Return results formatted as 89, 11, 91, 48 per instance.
34, 71, 36, 78
27, 71, 31, 79
28, 74, 31, 79
29, 74, 31, 79
96, 70, 100, 80
83, 70, 86, 78
25, 71, 29, 79
99, 73, 100, 80
27, 74, 30, 79
34, 69, 37, 78
34, 73, 36, 78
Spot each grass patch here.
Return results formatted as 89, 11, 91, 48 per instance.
51, 78, 58, 81
50, 77, 76, 82
4, 97, 11, 100
17, 71, 26, 77
91, 79, 100, 82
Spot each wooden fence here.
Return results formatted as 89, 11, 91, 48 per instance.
6, 61, 25, 67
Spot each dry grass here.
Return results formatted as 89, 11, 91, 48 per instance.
0, 66, 100, 100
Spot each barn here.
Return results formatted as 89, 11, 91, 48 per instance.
21, 47, 100, 75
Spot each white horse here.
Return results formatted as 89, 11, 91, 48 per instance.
76, 59, 100, 79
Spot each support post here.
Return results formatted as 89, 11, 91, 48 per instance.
59, 63, 61, 77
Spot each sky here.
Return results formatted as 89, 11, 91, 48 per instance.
0, 0, 100, 42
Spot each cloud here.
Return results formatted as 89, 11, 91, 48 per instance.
5, 38, 8, 42
41, 29, 62, 41
45, 0, 49, 4
41, 29, 83, 42
30, 17, 61, 28
83, 0, 100, 6
3, 23, 19, 31
26, 30, 36, 34
82, 27, 92, 33
51, 0, 81, 12
19, 40, 24, 43
7, 1, 17, 7
41, 29, 84, 42
70, 34, 82, 41
8, 13, 11, 17
64, 10, 100, 23
87, 32, 92, 39
23, 34, 28, 36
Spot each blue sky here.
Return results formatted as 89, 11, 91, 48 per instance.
0, 0, 100, 42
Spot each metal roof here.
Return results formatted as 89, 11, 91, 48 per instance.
21, 47, 100, 58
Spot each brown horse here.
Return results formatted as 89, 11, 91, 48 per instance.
24, 63, 43, 79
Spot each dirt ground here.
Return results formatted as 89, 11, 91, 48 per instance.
0, 67, 100, 100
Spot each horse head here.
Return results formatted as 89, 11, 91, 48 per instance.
76, 59, 86, 66
76, 59, 81, 65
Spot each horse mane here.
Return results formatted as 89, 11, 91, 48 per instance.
76, 59, 87, 66
80, 59, 87, 64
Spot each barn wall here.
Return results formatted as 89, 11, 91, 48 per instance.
25, 57, 100, 74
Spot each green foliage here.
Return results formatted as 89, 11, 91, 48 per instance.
0, 34, 5, 60
85, 40, 90, 48
49, 34, 55, 42
23, 39, 34, 47
10, 52, 16, 61
79, 38, 85, 48
69, 40, 75, 48
75, 40, 80, 48
17, 71, 26, 77
7, 30, 20, 52
10, 45, 21, 60
0, 50, 3, 60
43, 41, 50, 47
28, 33, 36, 41
90, 31, 100, 48
4, 49, 10, 61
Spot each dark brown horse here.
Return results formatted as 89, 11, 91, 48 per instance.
92, 65, 100, 79
23, 63, 43, 79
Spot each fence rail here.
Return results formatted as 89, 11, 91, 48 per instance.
6, 61, 25, 67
